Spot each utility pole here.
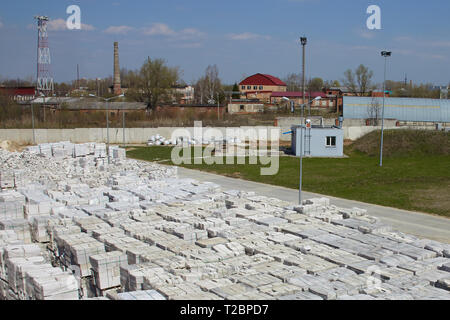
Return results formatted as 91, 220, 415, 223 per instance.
300, 37, 307, 121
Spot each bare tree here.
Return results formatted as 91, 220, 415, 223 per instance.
342, 69, 358, 95
283, 73, 302, 92
195, 65, 222, 104
367, 97, 382, 125
355, 64, 374, 96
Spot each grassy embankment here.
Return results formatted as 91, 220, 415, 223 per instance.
127, 130, 450, 217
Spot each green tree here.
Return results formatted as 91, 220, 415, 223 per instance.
232, 83, 240, 99
308, 77, 324, 92
139, 57, 180, 110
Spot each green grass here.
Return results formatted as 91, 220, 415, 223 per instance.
127, 130, 450, 217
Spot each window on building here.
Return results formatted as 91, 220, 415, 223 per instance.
241, 86, 245, 90
240, 105, 245, 111
247, 86, 251, 90
326, 136, 336, 147
254, 86, 258, 90
259, 86, 263, 90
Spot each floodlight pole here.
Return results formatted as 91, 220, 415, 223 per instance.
379, 51, 391, 167
299, 125, 304, 205
300, 37, 307, 121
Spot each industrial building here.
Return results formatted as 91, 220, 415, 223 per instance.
239, 74, 287, 103
343, 96, 450, 123
291, 124, 344, 157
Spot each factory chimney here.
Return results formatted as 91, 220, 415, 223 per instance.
113, 42, 122, 95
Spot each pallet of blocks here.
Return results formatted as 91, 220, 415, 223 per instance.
90, 251, 128, 291
0, 219, 32, 244
27, 270, 80, 300
54, 233, 106, 277
0, 191, 25, 220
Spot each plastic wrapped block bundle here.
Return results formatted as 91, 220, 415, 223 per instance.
0, 219, 32, 244
116, 290, 166, 300
89, 251, 128, 290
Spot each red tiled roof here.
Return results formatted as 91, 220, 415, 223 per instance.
239, 73, 287, 86
271, 91, 327, 98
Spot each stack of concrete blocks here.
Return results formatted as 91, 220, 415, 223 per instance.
20, 190, 55, 219
0, 191, 25, 220
39, 144, 53, 157
27, 269, 79, 300
0, 171, 15, 190
115, 290, 166, 300
73, 144, 89, 158
110, 146, 126, 160
89, 251, 128, 291
54, 233, 106, 277
0, 219, 32, 244
31, 216, 59, 243
94, 143, 107, 158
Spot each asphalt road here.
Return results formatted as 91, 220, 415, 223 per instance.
177, 167, 450, 244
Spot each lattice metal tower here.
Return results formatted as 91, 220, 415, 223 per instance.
35, 16, 54, 96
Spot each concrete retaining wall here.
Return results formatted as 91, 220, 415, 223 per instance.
0, 125, 439, 145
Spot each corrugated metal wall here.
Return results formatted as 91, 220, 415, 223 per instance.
343, 96, 450, 122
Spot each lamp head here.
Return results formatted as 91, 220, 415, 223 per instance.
300, 37, 307, 45
381, 51, 392, 57
281, 97, 290, 101
314, 96, 322, 101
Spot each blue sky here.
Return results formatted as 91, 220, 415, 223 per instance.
0, 0, 449, 85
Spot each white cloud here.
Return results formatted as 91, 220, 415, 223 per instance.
142, 23, 176, 36
142, 23, 206, 41
227, 32, 271, 41
47, 18, 95, 32
104, 25, 134, 35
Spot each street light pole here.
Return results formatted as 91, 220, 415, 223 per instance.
379, 51, 391, 167
89, 93, 124, 165
106, 100, 110, 165
122, 110, 126, 148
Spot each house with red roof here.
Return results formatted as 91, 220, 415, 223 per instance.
239, 73, 287, 103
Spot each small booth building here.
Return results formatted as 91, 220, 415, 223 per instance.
291, 123, 344, 157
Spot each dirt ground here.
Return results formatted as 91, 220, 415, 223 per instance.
0, 140, 28, 152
